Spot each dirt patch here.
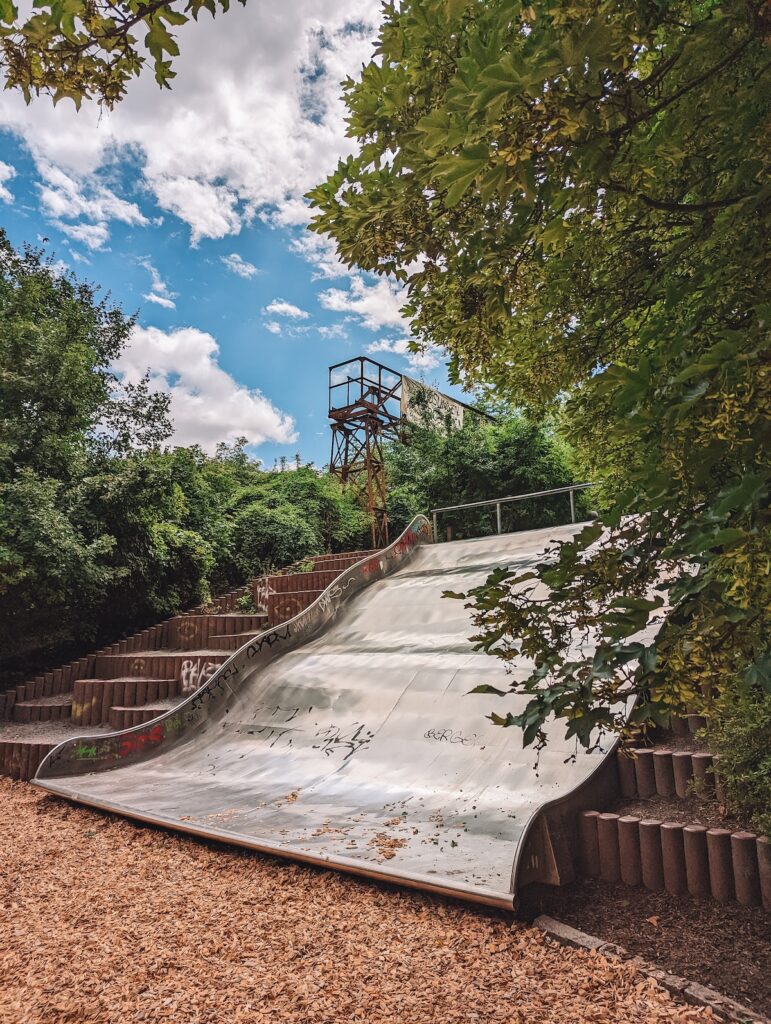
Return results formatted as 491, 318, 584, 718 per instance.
0, 778, 716, 1024
522, 879, 770, 1017
650, 734, 710, 753
611, 793, 751, 833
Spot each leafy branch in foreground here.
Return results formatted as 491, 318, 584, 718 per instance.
309, 0, 770, 765
0, 0, 245, 108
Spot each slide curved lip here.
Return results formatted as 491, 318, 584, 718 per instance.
34, 514, 433, 783
26, 782, 514, 909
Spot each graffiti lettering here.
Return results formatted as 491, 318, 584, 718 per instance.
423, 728, 477, 746
312, 723, 374, 763
413, 518, 431, 539
318, 576, 357, 614
252, 702, 303, 723
118, 723, 164, 758
220, 662, 240, 683
72, 742, 99, 760
253, 577, 278, 612
361, 556, 383, 576
245, 626, 291, 660
250, 725, 292, 748
180, 659, 218, 695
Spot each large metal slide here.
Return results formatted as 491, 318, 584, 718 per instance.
34, 516, 618, 909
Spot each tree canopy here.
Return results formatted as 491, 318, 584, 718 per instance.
309, 1, 770, 761
0, 0, 241, 108
385, 406, 583, 538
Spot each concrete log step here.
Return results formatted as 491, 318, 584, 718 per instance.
72, 677, 171, 726
108, 703, 172, 731
267, 589, 323, 626
0, 739, 58, 781
261, 569, 341, 595
92, 651, 228, 688
1, 689, 16, 720
167, 613, 268, 650
577, 809, 767, 908
308, 550, 375, 568
207, 632, 261, 651
12, 694, 73, 724
617, 748, 720, 800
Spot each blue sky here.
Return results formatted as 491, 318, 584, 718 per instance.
0, 0, 473, 468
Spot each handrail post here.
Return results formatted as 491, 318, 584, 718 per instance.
569, 488, 576, 523
432, 510, 438, 542
496, 502, 502, 534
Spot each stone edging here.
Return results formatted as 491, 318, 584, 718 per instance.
533, 915, 769, 1024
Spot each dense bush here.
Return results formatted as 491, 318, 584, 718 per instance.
709, 688, 771, 836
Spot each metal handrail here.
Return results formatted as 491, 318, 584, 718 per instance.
431, 483, 593, 539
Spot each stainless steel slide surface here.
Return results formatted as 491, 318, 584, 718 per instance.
35, 517, 613, 909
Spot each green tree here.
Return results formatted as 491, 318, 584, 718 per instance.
309, 1, 770, 768
0, 231, 173, 665
0, 0, 243, 108
0, 237, 373, 683
386, 409, 582, 537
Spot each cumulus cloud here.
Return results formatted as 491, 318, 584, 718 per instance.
366, 337, 444, 373
289, 231, 350, 281
0, 0, 381, 245
263, 298, 309, 319
140, 258, 177, 309
153, 177, 241, 245
264, 321, 283, 335
221, 253, 258, 278
115, 325, 296, 451
318, 322, 348, 339
54, 221, 111, 250
0, 160, 15, 203
318, 274, 407, 332
35, 162, 148, 249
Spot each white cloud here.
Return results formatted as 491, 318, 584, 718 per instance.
35, 162, 147, 248
0, 0, 381, 244
0, 160, 15, 203
263, 297, 309, 319
318, 274, 407, 331
265, 321, 283, 335
144, 293, 176, 309
366, 337, 444, 373
140, 258, 176, 309
318, 322, 348, 339
221, 252, 258, 278
290, 231, 350, 281
115, 325, 296, 451
38, 163, 147, 225
54, 220, 110, 250
152, 177, 241, 245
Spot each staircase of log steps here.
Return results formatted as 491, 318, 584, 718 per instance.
577, 714, 770, 911
0, 549, 375, 782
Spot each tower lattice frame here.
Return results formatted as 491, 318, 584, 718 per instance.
328, 357, 403, 548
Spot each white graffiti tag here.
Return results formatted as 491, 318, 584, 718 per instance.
180, 659, 218, 695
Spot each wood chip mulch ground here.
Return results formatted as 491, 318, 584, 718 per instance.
1, 779, 716, 1024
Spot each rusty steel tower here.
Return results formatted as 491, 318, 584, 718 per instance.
328, 357, 403, 548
